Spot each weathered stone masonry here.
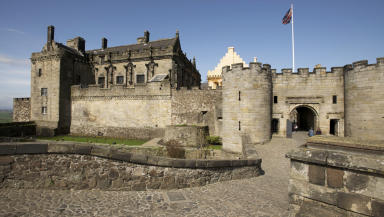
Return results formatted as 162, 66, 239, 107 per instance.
13, 98, 30, 122
286, 136, 384, 216
0, 142, 261, 191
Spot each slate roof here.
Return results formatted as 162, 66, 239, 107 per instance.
86, 38, 177, 55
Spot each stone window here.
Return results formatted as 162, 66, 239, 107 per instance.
333, 95, 337, 104
98, 77, 105, 88
239, 121, 241, 131
274, 96, 278, 104
136, 74, 145, 84
116, 76, 124, 84
41, 106, 47, 115
38, 68, 42, 77
238, 91, 241, 101
41, 88, 48, 96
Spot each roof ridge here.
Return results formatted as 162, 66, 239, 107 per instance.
86, 37, 176, 53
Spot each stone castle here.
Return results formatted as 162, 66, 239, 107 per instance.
13, 26, 384, 153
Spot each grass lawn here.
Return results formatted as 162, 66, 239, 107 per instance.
0, 110, 12, 123
37, 135, 147, 146
207, 145, 222, 150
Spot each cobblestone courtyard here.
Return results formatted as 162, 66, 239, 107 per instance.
0, 133, 306, 217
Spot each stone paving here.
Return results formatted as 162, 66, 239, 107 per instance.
0, 132, 307, 217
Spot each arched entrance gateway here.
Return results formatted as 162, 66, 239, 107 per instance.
290, 105, 318, 131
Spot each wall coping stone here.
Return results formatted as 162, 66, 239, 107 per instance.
286, 145, 384, 176
307, 136, 384, 152
0, 141, 261, 169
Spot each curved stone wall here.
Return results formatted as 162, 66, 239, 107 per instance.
222, 62, 272, 153
344, 58, 384, 140
0, 142, 261, 191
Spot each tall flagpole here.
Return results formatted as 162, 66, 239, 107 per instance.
291, 3, 295, 72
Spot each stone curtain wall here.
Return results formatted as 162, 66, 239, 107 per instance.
286, 136, 384, 216
344, 58, 384, 141
171, 88, 222, 136
13, 98, 31, 122
70, 83, 172, 139
272, 67, 344, 137
0, 142, 261, 191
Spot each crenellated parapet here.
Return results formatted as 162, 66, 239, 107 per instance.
344, 57, 384, 73
273, 66, 344, 78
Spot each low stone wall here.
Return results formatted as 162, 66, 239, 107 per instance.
286, 136, 384, 217
0, 142, 261, 191
70, 125, 165, 140
0, 122, 36, 137
164, 125, 209, 147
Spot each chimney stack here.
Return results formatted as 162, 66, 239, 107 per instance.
47, 25, 55, 43
144, 30, 150, 43
102, 37, 107, 49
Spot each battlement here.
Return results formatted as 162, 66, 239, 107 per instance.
222, 62, 271, 75
13, 98, 30, 102
273, 57, 383, 78
275, 66, 344, 77
344, 57, 384, 72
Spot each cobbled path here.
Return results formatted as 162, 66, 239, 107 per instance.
0, 132, 307, 217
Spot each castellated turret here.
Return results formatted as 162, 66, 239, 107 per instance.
222, 62, 272, 153
344, 57, 384, 141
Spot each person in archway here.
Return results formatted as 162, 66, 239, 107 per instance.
308, 128, 314, 137
316, 128, 322, 135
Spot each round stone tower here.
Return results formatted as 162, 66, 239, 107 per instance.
344, 57, 384, 141
222, 62, 272, 153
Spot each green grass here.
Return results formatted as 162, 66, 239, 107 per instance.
207, 145, 222, 150
37, 135, 147, 146
0, 110, 12, 123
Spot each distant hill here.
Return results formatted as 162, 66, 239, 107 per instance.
0, 110, 12, 123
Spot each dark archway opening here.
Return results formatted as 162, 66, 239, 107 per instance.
330, 119, 339, 135
271, 119, 279, 133
295, 107, 315, 131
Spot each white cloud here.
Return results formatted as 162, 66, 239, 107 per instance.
0, 28, 25, 34
0, 78, 29, 85
0, 54, 29, 66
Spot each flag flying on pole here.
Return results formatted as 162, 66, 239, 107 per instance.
282, 8, 292, 24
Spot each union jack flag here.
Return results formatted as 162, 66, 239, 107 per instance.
282, 8, 292, 24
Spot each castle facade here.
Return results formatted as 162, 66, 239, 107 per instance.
13, 26, 384, 153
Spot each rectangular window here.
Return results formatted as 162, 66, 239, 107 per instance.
116, 76, 124, 84
333, 95, 337, 104
41, 88, 48, 96
98, 77, 105, 88
136, 74, 145, 83
38, 68, 42, 77
238, 91, 241, 101
239, 121, 241, 131
41, 106, 47, 114
274, 96, 278, 104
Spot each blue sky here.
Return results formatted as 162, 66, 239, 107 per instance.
0, 0, 383, 109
